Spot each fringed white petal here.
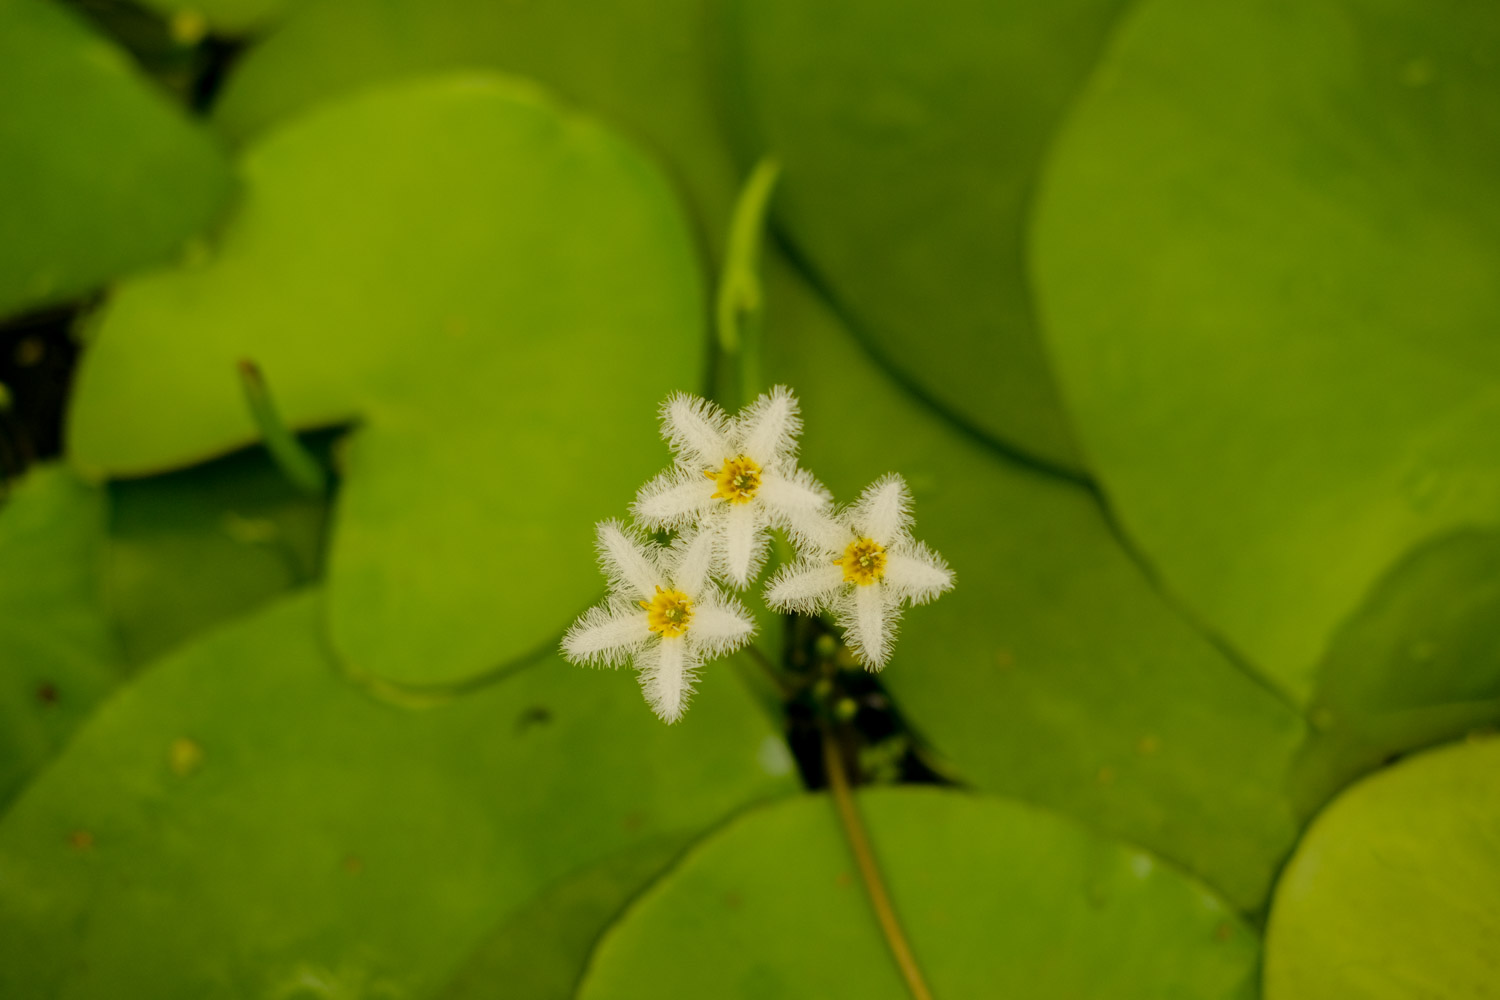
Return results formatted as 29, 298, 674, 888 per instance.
637, 636, 700, 724
794, 509, 854, 557
850, 474, 912, 546
561, 601, 649, 667
667, 528, 718, 599
684, 596, 756, 659
720, 502, 767, 588
757, 468, 832, 545
596, 520, 663, 601
835, 582, 900, 670
764, 560, 845, 614
884, 542, 954, 605
661, 392, 731, 468
633, 467, 715, 529
736, 385, 801, 466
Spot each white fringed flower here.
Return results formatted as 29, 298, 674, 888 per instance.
764, 474, 953, 669
632, 386, 832, 589
562, 520, 756, 723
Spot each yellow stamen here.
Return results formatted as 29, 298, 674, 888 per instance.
639, 586, 695, 638
836, 537, 887, 586
704, 454, 762, 504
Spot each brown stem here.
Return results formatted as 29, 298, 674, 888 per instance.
821, 728, 935, 1000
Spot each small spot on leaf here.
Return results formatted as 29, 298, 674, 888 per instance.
169, 737, 204, 777
515, 705, 552, 732
36, 682, 58, 705
68, 830, 94, 852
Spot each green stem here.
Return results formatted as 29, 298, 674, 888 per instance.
716, 157, 782, 408
236, 360, 326, 496
821, 727, 935, 1000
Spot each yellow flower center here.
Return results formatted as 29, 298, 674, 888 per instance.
836, 537, 888, 586
639, 586, 695, 638
704, 454, 762, 504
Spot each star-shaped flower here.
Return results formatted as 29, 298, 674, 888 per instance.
632, 387, 832, 589
562, 521, 756, 723
764, 475, 953, 669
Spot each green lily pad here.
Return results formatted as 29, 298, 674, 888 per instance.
1291, 527, 1500, 816
1265, 736, 1500, 999
1032, 0, 1500, 703
580, 789, 1257, 998
0, 0, 233, 319
67, 75, 704, 686
0, 465, 123, 809
211, 0, 740, 250
0, 591, 793, 997
727, 0, 1132, 471
765, 259, 1305, 912
439, 835, 690, 1000
106, 442, 329, 666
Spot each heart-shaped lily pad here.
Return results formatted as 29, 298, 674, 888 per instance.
0, 0, 233, 319
68, 75, 705, 686
579, 789, 1257, 998
1265, 736, 1500, 999
727, 0, 1135, 471
0, 590, 792, 997
1032, 0, 1500, 703
765, 260, 1305, 912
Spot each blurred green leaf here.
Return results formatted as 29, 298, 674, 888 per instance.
0, 465, 123, 808
1265, 736, 1500, 998
1032, 0, 1500, 703
0, 591, 794, 998
68, 75, 704, 686
210, 0, 740, 251
766, 260, 1305, 912
579, 789, 1257, 998
439, 835, 690, 1000
1289, 527, 1500, 816
106, 443, 328, 666
726, 0, 1131, 472
0, 0, 233, 319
